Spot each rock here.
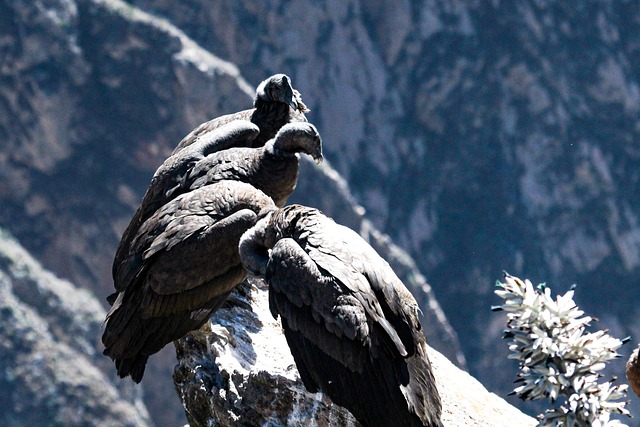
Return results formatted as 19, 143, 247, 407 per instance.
174, 278, 535, 427
430, 347, 536, 427
0, 228, 151, 426
173, 279, 359, 427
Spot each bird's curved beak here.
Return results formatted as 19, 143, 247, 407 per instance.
312, 134, 323, 164
313, 151, 323, 165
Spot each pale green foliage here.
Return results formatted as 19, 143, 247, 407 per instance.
494, 274, 630, 427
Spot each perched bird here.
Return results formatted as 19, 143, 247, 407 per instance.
239, 205, 443, 427
172, 73, 308, 154
112, 120, 261, 295
186, 121, 322, 207
103, 181, 275, 382
111, 121, 322, 302
112, 73, 309, 287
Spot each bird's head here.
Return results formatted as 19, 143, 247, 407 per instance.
272, 122, 323, 164
271, 204, 324, 239
292, 89, 310, 114
238, 212, 276, 278
255, 74, 299, 110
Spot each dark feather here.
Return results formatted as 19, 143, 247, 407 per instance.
239, 205, 442, 427
112, 121, 321, 294
186, 122, 322, 207
172, 74, 308, 154
112, 73, 308, 292
103, 181, 275, 382
112, 120, 260, 290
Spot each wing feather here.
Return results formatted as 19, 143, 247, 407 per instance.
172, 110, 256, 154
104, 181, 274, 382
146, 209, 257, 295
301, 219, 413, 357
113, 120, 260, 290
115, 181, 270, 294
258, 205, 442, 426
267, 238, 369, 372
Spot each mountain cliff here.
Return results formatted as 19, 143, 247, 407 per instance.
1, 0, 639, 424
0, 227, 150, 426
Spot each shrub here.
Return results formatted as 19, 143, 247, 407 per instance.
493, 273, 630, 427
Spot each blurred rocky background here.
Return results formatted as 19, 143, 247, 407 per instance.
0, 226, 151, 426
1, 0, 639, 425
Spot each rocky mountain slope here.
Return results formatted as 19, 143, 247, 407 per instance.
0, 227, 150, 426
2, 0, 639, 424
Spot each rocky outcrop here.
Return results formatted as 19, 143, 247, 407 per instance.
0, 228, 150, 426
174, 278, 535, 427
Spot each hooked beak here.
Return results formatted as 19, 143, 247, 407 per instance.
313, 150, 323, 165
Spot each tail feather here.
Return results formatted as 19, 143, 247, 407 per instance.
282, 323, 442, 427
102, 294, 223, 382
401, 341, 442, 427
115, 355, 149, 384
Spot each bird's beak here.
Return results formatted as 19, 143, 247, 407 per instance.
313, 151, 323, 165
288, 97, 298, 110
